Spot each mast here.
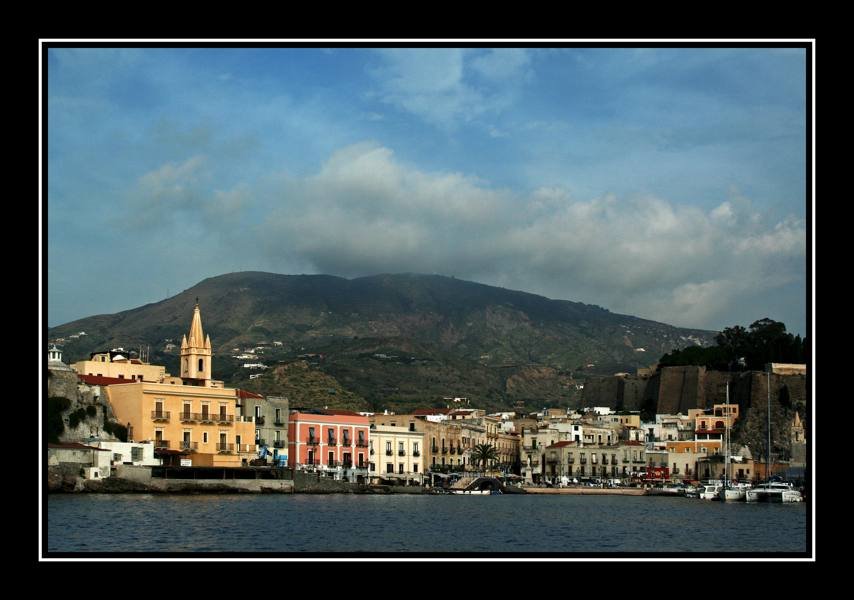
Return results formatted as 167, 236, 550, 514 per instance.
767, 368, 771, 483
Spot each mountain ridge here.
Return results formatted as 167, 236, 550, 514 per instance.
48, 271, 717, 412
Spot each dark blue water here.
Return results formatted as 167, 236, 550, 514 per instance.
46, 494, 808, 554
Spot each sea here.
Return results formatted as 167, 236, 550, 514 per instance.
45, 493, 809, 556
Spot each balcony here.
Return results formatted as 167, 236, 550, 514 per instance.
307, 438, 320, 446
200, 413, 216, 424
236, 444, 256, 453
398, 450, 406, 456
274, 440, 286, 449
214, 414, 234, 424
327, 438, 338, 446
546, 457, 558, 464
342, 462, 352, 469
431, 446, 438, 454
216, 443, 234, 454
567, 458, 575, 464
179, 412, 200, 423
385, 450, 393, 456
602, 457, 609, 465
255, 416, 265, 425
450, 447, 457, 455
412, 451, 421, 457
370, 449, 375, 455
179, 441, 198, 452
356, 441, 368, 448
441, 448, 448, 454
342, 439, 352, 447
151, 411, 170, 422
580, 459, 587, 465
274, 420, 286, 427
154, 439, 170, 449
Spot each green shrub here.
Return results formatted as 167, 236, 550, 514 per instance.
68, 408, 87, 429
103, 419, 128, 442
47, 396, 72, 443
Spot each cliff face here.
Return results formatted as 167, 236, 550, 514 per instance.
582, 366, 807, 423
47, 367, 119, 443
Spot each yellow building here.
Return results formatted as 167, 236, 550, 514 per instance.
105, 302, 256, 467
72, 350, 167, 383
368, 424, 425, 485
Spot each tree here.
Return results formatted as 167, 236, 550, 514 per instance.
470, 443, 499, 475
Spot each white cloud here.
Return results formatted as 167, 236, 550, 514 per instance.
254, 142, 806, 331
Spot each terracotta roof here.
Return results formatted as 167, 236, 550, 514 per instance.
236, 389, 264, 399
78, 374, 138, 386
547, 441, 576, 448
321, 409, 363, 416
48, 442, 109, 451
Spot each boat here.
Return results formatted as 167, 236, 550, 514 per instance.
699, 481, 723, 500
721, 482, 750, 502
745, 481, 803, 503
718, 383, 745, 502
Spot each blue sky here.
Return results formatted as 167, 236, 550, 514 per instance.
46, 46, 809, 336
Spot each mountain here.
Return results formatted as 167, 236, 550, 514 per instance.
48, 272, 717, 412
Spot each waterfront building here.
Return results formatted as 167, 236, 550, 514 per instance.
665, 440, 722, 480
71, 349, 170, 383
48, 441, 112, 480
105, 302, 257, 467
236, 390, 289, 463
95, 440, 160, 467
368, 424, 425, 485
288, 409, 370, 481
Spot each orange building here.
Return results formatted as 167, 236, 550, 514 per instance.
105, 302, 256, 467
288, 409, 370, 474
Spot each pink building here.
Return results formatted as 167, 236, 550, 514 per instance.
288, 409, 370, 471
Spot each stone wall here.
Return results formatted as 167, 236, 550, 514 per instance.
579, 367, 807, 420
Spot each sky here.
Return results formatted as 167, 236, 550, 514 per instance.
45, 45, 810, 336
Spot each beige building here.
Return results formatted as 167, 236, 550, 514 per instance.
368, 424, 425, 485
105, 302, 256, 468
72, 350, 168, 383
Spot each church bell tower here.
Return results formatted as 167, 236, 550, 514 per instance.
180, 299, 212, 385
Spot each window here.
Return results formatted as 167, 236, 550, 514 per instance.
198, 358, 204, 372
131, 447, 143, 462
255, 406, 262, 418
203, 432, 208, 444
256, 429, 261, 441
398, 463, 404, 474
409, 423, 415, 431
386, 463, 393, 473
275, 408, 281, 422
308, 427, 315, 440
328, 452, 334, 465
413, 464, 419, 473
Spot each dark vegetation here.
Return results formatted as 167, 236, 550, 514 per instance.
658, 318, 806, 372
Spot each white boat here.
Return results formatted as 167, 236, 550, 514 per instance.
745, 481, 803, 503
721, 484, 748, 501
699, 482, 723, 500
718, 383, 745, 502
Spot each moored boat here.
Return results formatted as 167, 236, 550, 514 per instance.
745, 481, 803, 503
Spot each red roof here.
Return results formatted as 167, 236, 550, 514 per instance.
237, 389, 264, 399
48, 442, 109, 451
78, 374, 138, 386
547, 441, 576, 448
321, 409, 363, 416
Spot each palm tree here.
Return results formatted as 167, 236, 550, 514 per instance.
470, 443, 499, 476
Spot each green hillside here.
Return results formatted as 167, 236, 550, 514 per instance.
49, 272, 717, 412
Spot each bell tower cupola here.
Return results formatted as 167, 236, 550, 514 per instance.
180, 299, 212, 385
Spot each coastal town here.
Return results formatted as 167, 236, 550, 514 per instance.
47, 303, 807, 502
